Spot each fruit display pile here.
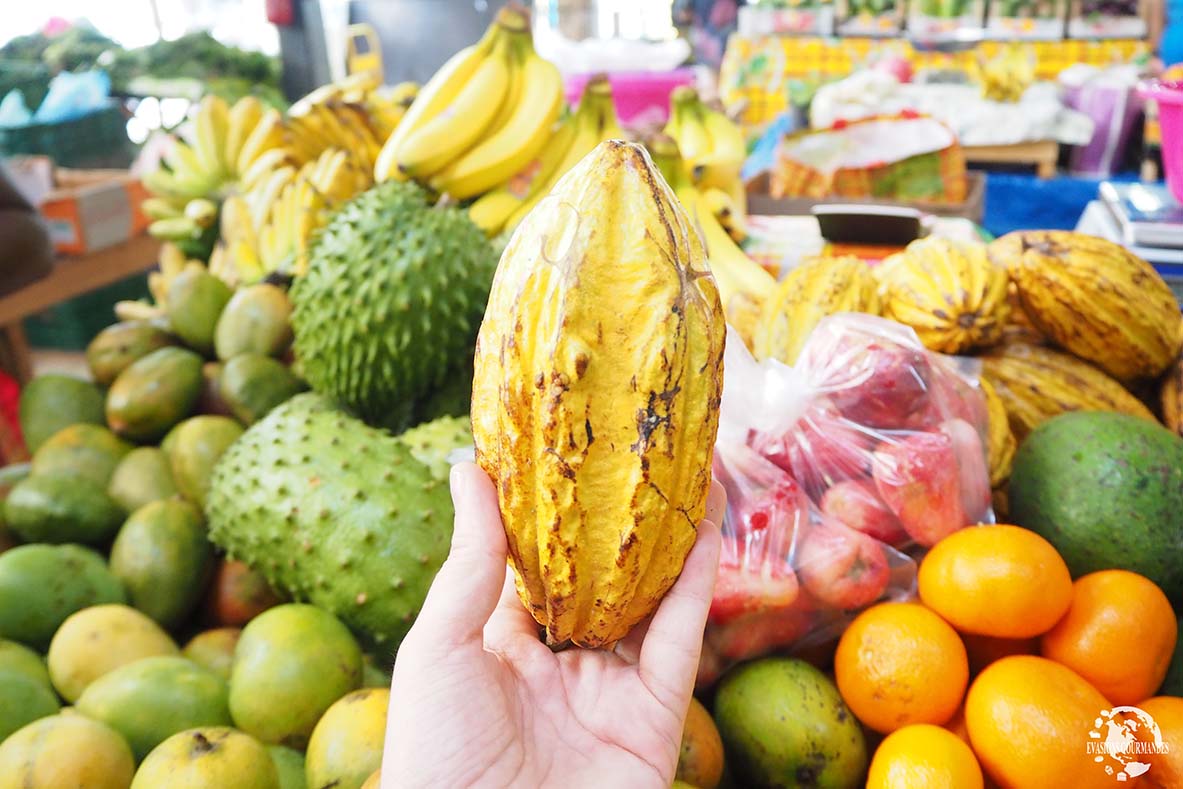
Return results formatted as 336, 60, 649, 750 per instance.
4, 4, 1183, 788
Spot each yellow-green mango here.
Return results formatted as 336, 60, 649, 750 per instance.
47, 604, 177, 703
106, 347, 204, 442
166, 263, 233, 356
75, 656, 231, 762
305, 687, 389, 789
86, 321, 176, 387
131, 727, 279, 789
0, 669, 59, 742
165, 416, 244, 509
214, 283, 293, 360
182, 628, 240, 682
0, 714, 134, 789
30, 424, 133, 486
108, 448, 179, 513
109, 500, 212, 629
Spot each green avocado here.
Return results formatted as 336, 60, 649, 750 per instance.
1010, 411, 1183, 604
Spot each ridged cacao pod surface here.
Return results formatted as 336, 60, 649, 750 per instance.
471, 140, 726, 648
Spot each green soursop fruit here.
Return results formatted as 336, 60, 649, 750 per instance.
290, 181, 496, 430
397, 416, 472, 481
205, 393, 452, 650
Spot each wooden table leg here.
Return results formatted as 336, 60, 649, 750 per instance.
0, 322, 33, 385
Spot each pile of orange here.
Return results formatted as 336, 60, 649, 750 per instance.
835, 524, 1183, 789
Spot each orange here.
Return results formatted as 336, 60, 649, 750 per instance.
962, 633, 1039, 676
835, 602, 968, 734
676, 697, 724, 789
867, 724, 983, 789
1041, 570, 1177, 706
965, 655, 1114, 789
1133, 696, 1183, 788
918, 524, 1072, 639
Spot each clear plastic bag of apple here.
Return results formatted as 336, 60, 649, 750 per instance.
697, 315, 995, 682
747, 312, 994, 546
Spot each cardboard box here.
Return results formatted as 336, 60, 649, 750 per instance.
746, 170, 985, 223
38, 166, 150, 256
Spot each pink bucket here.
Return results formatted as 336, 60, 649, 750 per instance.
1139, 81, 1183, 203
564, 70, 694, 126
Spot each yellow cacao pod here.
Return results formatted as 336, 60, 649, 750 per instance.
471, 140, 726, 648
1164, 352, 1182, 437
754, 256, 880, 364
980, 342, 1156, 442
979, 377, 1016, 488
876, 236, 1009, 354
991, 230, 1183, 381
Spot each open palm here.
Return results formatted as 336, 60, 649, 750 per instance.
383, 462, 724, 789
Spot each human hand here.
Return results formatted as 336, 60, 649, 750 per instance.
382, 462, 724, 789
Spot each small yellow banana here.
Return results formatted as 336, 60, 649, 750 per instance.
193, 94, 230, 180
700, 107, 746, 167
184, 198, 218, 229
238, 148, 293, 192
373, 22, 501, 182
224, 96, 264, 178
702, 186, 747, 244
141, 197, 183, 220
431, 32, 563, 200
219, 194, 256, 249
395, 32, 513, 178
247, 166, 297, 230
503, 83, 608, 233
668, 89, 711, 173
236, 108, 286, 176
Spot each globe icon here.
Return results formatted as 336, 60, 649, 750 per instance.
1089, 706, 1168, 781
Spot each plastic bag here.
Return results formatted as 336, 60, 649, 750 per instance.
699, 314, 994, 684
750, 313, 994, 545
32, 70, 111, 125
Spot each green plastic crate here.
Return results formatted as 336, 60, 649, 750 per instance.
23, 272, 151, 352
0, 103, 135, 169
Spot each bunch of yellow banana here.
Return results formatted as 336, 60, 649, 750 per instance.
969, 44, 1035, 103
467, 74, 623, 238
374, 5, 563, 205
214, 146, 373, 286
649, 134, 774, 350
663, 86, 749, 241
143, 77, 417, 248
113, 243, 199, 321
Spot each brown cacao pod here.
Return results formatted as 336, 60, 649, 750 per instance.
876, 236, 1009, 354
471, 141, 726, 648
1164, 352, 1182, 437
754, 255, 880, 365
979, 377, 1016, 488
991, 230, 1183, 381
980, 342, 1156, 442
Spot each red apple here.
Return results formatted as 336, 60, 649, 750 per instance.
906, 357, 989, 434
707, 597, 816, 663
801, 331, 933, 429
754, 398, 873, 501
939, 418, 992, 523
711, 559, 800, 625
820, 478, 908, 545
872, 432, 966, 546
796, 518, 891, 611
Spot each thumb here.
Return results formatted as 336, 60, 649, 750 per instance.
410, 462, 508, 643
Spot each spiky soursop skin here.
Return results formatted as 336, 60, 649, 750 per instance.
205, 393, 452, 650
397, 416, 473, 480
291, 182, 496, 429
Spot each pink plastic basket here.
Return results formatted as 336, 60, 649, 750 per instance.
564, 70, 694, 126
1139, 81, 1183, 203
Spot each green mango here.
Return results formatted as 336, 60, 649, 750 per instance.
181, 629, 240, 682
0, 639, 51, 690
75, 655, 231, 762
229, 604, 362, 749
166, 263, 232, 356
106, 347, 204, 442
0, 669, 60, 742
214, 284, 293, 361
86, 321, 177, 386
165, 416, 244, 509
109, 499, 212, 629
268, 745, 306, 789
108, 447, 179, 513
0, 714, 135, 788
18, 375, 105, 453
218, 354, 305, 425
4, 473, 125, 545
0, 544, 126, 650
30, 424, 132, 486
